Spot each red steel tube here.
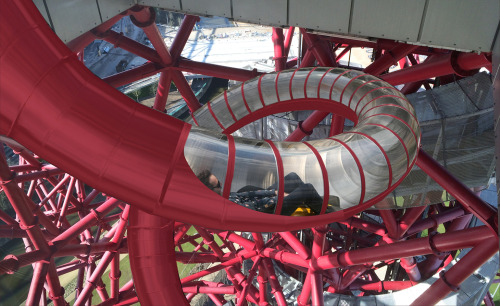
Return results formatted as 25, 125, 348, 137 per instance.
261, 257, 287, 305
298, 271, 312, 306
398, 205, 427, 238
171, 70, 202, 112
349, 280, 415, 292
416, 149, 498, 233
169, 15, 199, 61
27, 261, 50, 305
51, 198, 121, 247
131, 6, 173, 65
300, 29, 336, 67
285, 111, 329, 141
382, 52, 491, 86
103, 61, 163, 87
364, 43, 418, 76
272, 28, 286, 71
279, 232, 311, 259
411, 237, 499, 305
74, 205, 130, 305
182, 285, 235, 294
335, 46, 352, 62
379, 209, 399, 238
284, 27, 295, 57
405, 207, 464, 237
316, 226, 492, 269
100, 30, 162, 63
177, 58, 261, 81
153, 71, 172, 111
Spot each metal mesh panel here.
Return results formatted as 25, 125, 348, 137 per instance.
234, 72, 494, 208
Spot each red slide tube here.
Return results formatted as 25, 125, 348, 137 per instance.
128, 207, 188, 305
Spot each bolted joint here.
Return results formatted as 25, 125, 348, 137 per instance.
130, 7, 156, 28
109, 270, 121, 280
450, 51, 479, 77
428, 231, 449, 257
48, 287, 66, 302
2, 254, 20, 274
439, 270, 460, 292
298, 121, 313, 136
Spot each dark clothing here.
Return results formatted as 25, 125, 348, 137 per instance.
229, 173, 323, 215
229, 189, 277, 213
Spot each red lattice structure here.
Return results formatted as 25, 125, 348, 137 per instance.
0, 2, 498, 305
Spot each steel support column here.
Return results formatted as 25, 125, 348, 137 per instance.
416, 149, 498, 232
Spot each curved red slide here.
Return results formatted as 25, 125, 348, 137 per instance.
0, 1, 416, 232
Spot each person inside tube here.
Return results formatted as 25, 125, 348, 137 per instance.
197, 170, 323, 216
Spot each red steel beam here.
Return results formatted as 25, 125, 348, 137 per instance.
316, 226, 493, 270
170, 70, 202, 112
382, 52, 491, 86
416, 149, 498, 233
411, 237, 499, 305
100, 30, 162, 63
272, 27, 286, 71
131, 6, 173, 65
363, 43, 418, 76
169, 15, 199, 62
284, 27, 295, 57
153, 71, 172, 111
177, 58, 261, 81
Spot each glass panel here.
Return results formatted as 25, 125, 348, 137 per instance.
276, 70, 293, 102
242, 78, 265, 112
260, 73, 279, 105
312, 138, 362, 209
340, 74, 380, 107
230, 138, 278, 213
361, 114, 418, 171
226, 85, 250, 121
353, 124, 408, 184
361, 105, 417, 131
304, 67, 331, 99
191, 107, 224, 132
209, 95, 235, 129
347, 80, 388, 112
330, 70, 364, 103
290, 69, 312, 100
359, 96, 414, 117
184, 127, 228, 196
333, 132, 390, 202
318, 68, 348, 100
354, 87, 396, 115
275, 141, 324, 216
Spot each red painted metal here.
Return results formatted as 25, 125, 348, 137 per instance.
316, 226, 493, 270
0, 2, 497, 305
382, 52, 491, 85
153, 71, 173, 111
412, 237, 499, 305
416, 149, 498, 232
364, 43, 418, 76
131, 6, 173, 65
272, 27, 286, 71
284, 27, 295, 57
